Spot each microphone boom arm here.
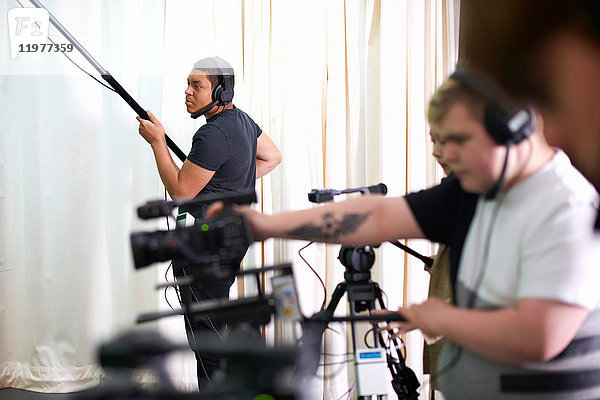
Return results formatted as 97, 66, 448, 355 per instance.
27, 0, 187, 162
389, 240, 434, 267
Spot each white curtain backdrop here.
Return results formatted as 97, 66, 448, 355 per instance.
0, 0, 460, 398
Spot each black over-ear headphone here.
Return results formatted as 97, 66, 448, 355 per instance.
449, 66, 536, 145
212, 74, 234, 106
210, 56, 234, 106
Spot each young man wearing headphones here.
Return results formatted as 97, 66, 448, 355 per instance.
137, 56, 281, 388
208, 68, 600, 399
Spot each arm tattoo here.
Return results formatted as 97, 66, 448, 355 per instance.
286, 211, 371, 242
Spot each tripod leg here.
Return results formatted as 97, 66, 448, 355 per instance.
349, 301, 361, 352
299, 282, 350, 379
326, 281, 349, 314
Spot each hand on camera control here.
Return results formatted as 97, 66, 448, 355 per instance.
206, 201, 269, 241
373, 297, 451, 340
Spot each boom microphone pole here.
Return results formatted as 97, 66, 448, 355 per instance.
27, 0, 187, 163
390, 240, 434, 267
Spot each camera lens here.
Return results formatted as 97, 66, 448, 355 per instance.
130, 231, 179, 269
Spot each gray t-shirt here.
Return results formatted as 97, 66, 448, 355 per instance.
180, 106, 262, 218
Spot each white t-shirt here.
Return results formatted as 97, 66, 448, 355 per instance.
407, 150, 600, 399
458, 150, 600, 310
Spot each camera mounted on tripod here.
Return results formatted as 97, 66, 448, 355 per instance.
307, 183, 420, 399
122, 192, 307, 399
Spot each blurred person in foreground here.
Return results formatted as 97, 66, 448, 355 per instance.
460, 0, 600, 223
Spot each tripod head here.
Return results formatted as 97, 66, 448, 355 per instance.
338, 245, 375, 283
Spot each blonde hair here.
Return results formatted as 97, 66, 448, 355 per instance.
427, 78, 487, 124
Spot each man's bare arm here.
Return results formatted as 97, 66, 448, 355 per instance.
137, 110, 215, 200
208, 195, 425, 245
256, 133, 282, 178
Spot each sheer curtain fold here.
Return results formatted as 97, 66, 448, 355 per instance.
1, 0, 459, 397
1, 0, 165, 392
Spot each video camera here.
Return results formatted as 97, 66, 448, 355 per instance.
118, 192, 308, 399
129, 192, 256, 270
86, 188, 414, 400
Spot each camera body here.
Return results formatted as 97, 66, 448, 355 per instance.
130, 210, 253, 269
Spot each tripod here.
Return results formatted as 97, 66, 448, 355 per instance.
320, 246, 420, 400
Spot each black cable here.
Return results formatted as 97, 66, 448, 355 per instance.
321, 351, 354, 357
158, 190, 215, 382
363, 326, 377, 348
318, 358, 355, 367
336, 382, 357, 400
314, 357, 354, 380
427, 141, 521, 382
164, 187, 171, 230
17, 0, 117, 93
379, 287, 390, 309
485, 142, 512, 200
297, 241, 327, 310
430, 191, 506, 382
48, 33, 117, 92
325, 324, 343, 335
161, 188, 179, 310
162, 263, 178, 311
